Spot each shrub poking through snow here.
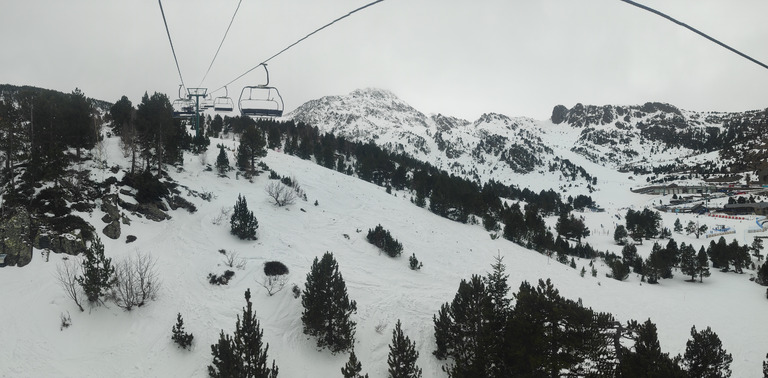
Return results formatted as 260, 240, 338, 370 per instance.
260, 261, 289, 296
265, 181, 296, 207
112, 252, 160, 311
408, 254, 423, 271
264, 261, 289, 276
366, 224, 403, 257
60, 311, 72, 331
56, 258, 84, 312
208, 270, 235, 285
171, 313, 194, 350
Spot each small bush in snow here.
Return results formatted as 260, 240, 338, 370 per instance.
171, 313, 194, 350
292, 284, 301, 299
265, 181, 296, 207
408, 254, 423, 271
260, 261, 289, 296
264, 261, 289, 276
208, 270, 235, 285
112, 252, 160, 311
56, 258, 84, 312
367, 225, 403, 258
222, 251, 246, 270
60, 311, 72, 331
260, 275, 288, 296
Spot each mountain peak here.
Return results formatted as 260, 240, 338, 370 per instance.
349, 87, 398, 100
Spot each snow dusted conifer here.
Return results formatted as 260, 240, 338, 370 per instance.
230, 194, 258, 240
171, 313, 194, 350
341, 349, 369, 378
234, 289, 279, 377
387, 320, 422, 378
301, 252, 357, 353
77, 235, 115, 304
208, 289, 278, 378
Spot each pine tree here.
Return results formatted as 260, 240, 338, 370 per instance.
434, 275, 494, 377
171, 313, 194, 349
216, 145, 229, 174
683, 326, 732, 378
408, 254, 423, 270
618, 319, 686, 377
762, 353, 768, 378
685, 221, 697, 236
432, 303, 452, 360
483, 254, 511, 377
208, 331, 242, 378
696, 247, 711, 283
757, 263, 768, 286
233, 289, 279, 378
341, 350, 369, 378
301, 252, 357, 353
680, 243, 698, 282
614, 225, 628, 245
752, 238, 765, 260
387, 320, 422, 378
208, 289, 279, 378
674, 218, 683, 233
236, 144, 251, 172
230, 194, 258, 240
77, 235, 115, 304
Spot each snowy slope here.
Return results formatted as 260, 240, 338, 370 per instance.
1, 132, 767, 377
289, 89, 768, 200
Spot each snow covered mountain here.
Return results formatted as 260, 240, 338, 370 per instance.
289, 89, 596, 193
552, 102, 768, 173
289, 89, 768, 189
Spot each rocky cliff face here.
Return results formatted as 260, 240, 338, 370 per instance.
0, 207, 33, 267
550, 102, 768, 171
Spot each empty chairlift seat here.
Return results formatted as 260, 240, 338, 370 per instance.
239, 86, 284, 118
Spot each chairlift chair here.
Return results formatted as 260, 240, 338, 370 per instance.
201, 95, 214, 110
213, 86, 235, 112
238, 64, 284, 118
172, 85, 195, 118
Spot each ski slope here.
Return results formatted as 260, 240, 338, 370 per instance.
1, 132, 767, 377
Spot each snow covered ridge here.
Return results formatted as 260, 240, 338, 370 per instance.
288, 88, 596, 192
289, 88, 768, 185
552, 101, 768, 170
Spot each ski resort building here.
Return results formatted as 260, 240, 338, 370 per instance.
631, 184, 717, 195
721, 202, 768, 215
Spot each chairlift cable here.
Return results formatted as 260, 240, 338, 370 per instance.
198, 0, 243, 88
619, 0, 768, 71
158, 0, 187, 90
213, 0, 386, 93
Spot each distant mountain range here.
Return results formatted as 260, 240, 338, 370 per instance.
288, 88, 768, 185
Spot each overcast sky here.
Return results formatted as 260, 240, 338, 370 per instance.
2, 0, 767, 120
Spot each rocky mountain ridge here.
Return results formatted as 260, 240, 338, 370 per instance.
289, 88, 768, 184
